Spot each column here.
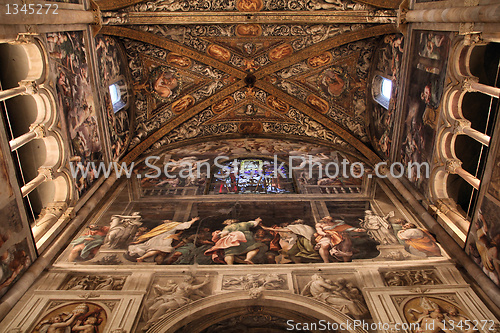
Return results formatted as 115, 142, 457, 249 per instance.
435, 198, 470, 233
9, 124, 45, 151
31, 201, 68, 243
446, 158, 480, 190
0, 80, 37, 102
453, 119, 490, 146
21, 167, 53, 197
405, 4, 500, 23
463, 77, 500, 99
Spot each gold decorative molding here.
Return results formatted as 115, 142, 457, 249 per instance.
118, 11, 396, 25
90, 0, 103, 36
254, 24, 398, 79
100, 26, 247, 79
256, 81, 381, 164
122, 81, 247, 163
110, 23, 394, 165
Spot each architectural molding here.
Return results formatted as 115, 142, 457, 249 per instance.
103, 10, 397, 25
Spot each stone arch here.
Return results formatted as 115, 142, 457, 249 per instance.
148, 291, 368, 333
12, 37, 46, 82
428, 36, 489, 203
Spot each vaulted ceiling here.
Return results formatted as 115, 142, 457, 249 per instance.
95, 0, 402, 165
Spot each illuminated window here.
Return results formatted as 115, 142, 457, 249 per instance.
108, 79, 127, 112
109, 83, 120, 104
372, 75, 392, 109
381, 78, 393, 100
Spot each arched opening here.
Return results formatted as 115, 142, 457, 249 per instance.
148, 291, 367, 333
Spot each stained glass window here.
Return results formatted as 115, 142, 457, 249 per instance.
209, 158, 295, 194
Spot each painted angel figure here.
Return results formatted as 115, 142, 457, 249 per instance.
128, 217, 199, 262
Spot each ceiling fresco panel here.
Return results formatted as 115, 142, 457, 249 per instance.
100, 18, 397, 165
94, 35, 134, 161
368, 33, 405, 159
397, 30, 454, 193
46, 31, 104, 197
270, 37, 379, 142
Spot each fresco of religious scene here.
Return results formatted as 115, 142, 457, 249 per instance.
66, 201, 178, 262
64, 200, 398, 265
370, 34, 404, 159
150, 66, 182, 101
487, 145, 500, 202
394, 218, 442, 258
467, 196, 500, 286
0, 239, 32, 298
0, 149, 36, 298
318, 66, 349, 100
399, 31, 452, 191
135, 139, 368, 196
47, 31, 103, 197
403, 296, 474, 331
31, 302, 107, 333
294, 150, 365, 194
95, 35, 131, 160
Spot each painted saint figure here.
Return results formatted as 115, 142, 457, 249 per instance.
262, 219, 320, 263
171, 95, 194, 114
307, 94, 329, 113
236, 0, 263, 11
269, 44, 293, 61
319, 67, 348, 98
266, 96, 289, 113
474, 211, 500, 285
314, 216, 365, 263
207, 44, 231, 62
167, 53, 192, 68
308, 52, 332, 68
205, 218, 267, 264
212, 97, 234, 113
128, 217, 199, 262
397, 221, 441, 257
69, 225, 109, 262
236, 24, 262, 37
105, 212, 143, 249
360, 210, 398, 245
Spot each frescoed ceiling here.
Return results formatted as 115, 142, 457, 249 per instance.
95, 0, 400, 164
